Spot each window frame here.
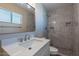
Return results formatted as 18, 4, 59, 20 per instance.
0, 8, 12, 23
0, 8, 22, 27
11, 12, 22, 24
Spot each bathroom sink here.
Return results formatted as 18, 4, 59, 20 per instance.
2, 38, 50, 56
20, 39, 44, 49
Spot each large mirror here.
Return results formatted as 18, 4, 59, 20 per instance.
0, 3, 35, 34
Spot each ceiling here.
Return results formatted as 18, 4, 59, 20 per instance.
42, 3, 72, 12
15, 3, 35, 14
15, 3, 72, 15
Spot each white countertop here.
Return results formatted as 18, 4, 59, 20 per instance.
2, 38, 50, 56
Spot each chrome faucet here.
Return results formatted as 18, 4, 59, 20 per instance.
18, 38, 23, 45
24, 34, 30, 41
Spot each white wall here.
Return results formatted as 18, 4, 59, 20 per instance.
35, 3, 48, 37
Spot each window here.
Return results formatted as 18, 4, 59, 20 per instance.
12, 12, 22, 24
0, 9, 11, 22
0, 8, 22, 25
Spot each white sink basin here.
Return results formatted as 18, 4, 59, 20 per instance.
20, 39, 44, 48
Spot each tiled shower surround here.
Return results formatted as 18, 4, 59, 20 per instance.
48, 4, 79, 56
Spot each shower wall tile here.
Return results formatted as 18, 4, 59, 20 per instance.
72, 4, 79, 55
48, 4, 74, 55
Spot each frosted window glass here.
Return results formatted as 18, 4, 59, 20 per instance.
0, 9, 11, 22
12, 12, 22, 24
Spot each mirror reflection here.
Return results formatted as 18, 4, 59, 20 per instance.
0, 3, 35, 34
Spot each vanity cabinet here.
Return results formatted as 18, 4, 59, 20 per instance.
34, 42, 50, 56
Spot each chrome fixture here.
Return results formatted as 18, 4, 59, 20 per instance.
24, 34, 30, 41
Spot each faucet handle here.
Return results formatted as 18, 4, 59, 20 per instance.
25, 34, 30, 41
18, 38, 23, 42
24, 34, 28, 41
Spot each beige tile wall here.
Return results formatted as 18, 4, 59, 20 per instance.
48, 4, 74, 55
72, 4, 79, 55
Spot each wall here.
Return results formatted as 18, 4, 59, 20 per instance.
48, 4, 74, 55
73, 4, 79, 55
0, 3, 35, 34
35, 3, 48, 37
